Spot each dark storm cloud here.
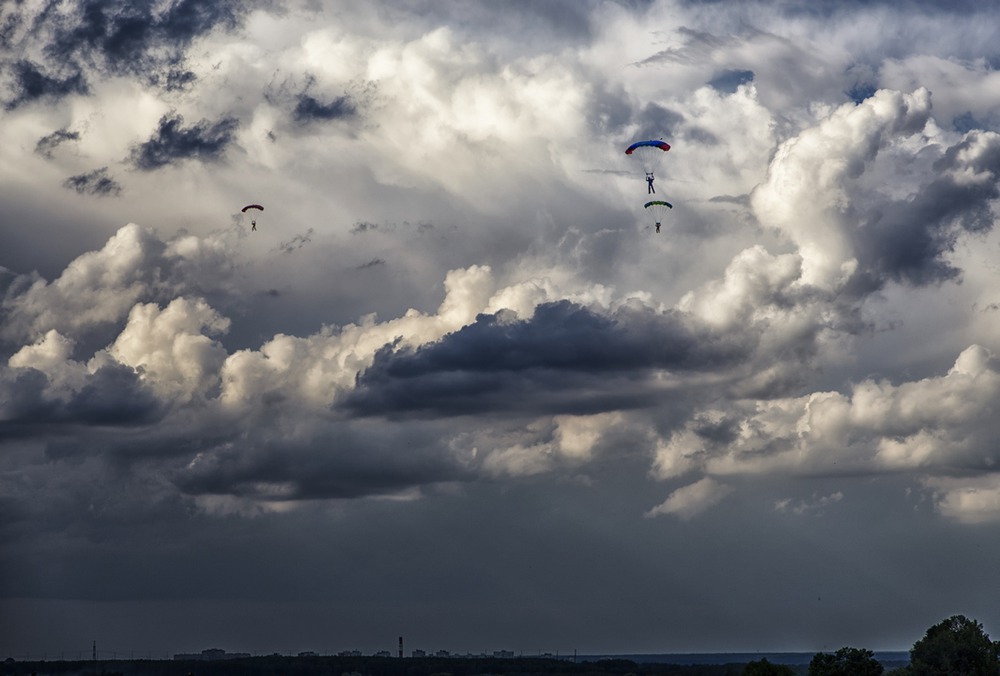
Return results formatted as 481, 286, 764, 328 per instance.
346, 300, 748, 417
35, 128, 81, 159
50, 0, 242, 79
172, 422, 472, 501
293, 93, 356, 123
128, 112, 239, 170
282, 77, 375, 128
4, 59, 88, 109
953, 112, 984, 134
854, 130, 1000, 288
64, 363, 163, 426
151, 64, 197, 92
707, 68, 754, 93
62, 167, 122, 197
0, 368, 56, 436
633, 102, 684, 142
0, 1, 247, 107
847, 81, 878, 105
0, 364, 161, 438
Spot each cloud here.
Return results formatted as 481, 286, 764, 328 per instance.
277, 229, 315, 254
35, 128, 81, 159
10, 0, 1000, 656
4, 59, 88, 109
345, 299, 749, 418
707, 68, 755, 93
172, 418, 473, 507
4, 330, 162, 433
649, 344, 1000, 520
751, 88, 934, 290
104, 297, 230, 404
926, 475, 1000, 524
128, 112, 239, 170
645, 477, 734, 519
0, 0, 247, 105
774, 491, 843, 516
0, 223, 238, 346
293, 94, 357, 123
62, 167, 122, 197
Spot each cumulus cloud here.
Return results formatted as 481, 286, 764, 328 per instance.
751, 88, 933, 289
105, 298, 230, 404
926, 474, 1000, 524
0, 223, 238, 346
649, 345, 1000, 519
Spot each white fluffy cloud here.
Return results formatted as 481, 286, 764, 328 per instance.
645, 477, 734, 520
650, 344, 1000, 520
751, 88, 932, 289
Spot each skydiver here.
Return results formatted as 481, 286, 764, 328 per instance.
655, 222, 661, 233
646, 172, 655, 194
251, 219, 257, 231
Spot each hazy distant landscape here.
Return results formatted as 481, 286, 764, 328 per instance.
0, 652, 911, 676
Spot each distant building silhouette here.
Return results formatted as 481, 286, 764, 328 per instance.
173, 648, 251, 661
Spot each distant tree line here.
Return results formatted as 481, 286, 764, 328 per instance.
5, 615, 999, 676
742, 615, 1000, 676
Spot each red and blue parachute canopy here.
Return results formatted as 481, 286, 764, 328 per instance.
625, 140, 670, 155
625, 140, 670, 176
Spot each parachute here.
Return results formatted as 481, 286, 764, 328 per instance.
241, 204, 263, 231
644, 200, 673, 232
625, 140, 670, 175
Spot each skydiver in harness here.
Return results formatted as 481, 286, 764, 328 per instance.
251, 219, 257, 231
655, 221, 661, 233
646, 172, 655, 194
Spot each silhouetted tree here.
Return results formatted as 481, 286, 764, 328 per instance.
809, 647, 883, 676
909, 615, 1000, 676
742, 658, 794, 676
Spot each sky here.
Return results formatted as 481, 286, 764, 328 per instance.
3, 0, 1000, 661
